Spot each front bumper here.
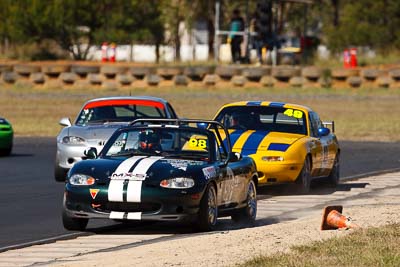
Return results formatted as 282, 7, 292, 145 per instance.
256, 161, 303, 185
56, 142, 103, 169
64, 184, 204, 222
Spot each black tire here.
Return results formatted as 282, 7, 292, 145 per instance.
197, 184, 218, 232
62, 207, 88, 231
294, 156, 311, 194
327, 154, 340, 186
231, 180, 257, 223
54, 156, 68, 182
0, 145, 12, 156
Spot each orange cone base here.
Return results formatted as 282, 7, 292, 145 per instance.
321, 205, 343, 230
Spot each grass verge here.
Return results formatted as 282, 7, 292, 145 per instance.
0, 85, 400, 141
241, 223, 400, 267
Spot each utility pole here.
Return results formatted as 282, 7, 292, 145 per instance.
214, 0, 220, 62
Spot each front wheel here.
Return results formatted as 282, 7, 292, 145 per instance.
197, 184, 218, 232
231, 179, 257, 223
294, 156, 311, 194
54, 155, 68, 182
62, 208, 88, 231
0, 146, 12, 156
62, 195, 88, 231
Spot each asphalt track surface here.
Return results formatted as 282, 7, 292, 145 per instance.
0, 137, 399, 251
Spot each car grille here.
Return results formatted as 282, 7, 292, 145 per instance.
102, 202, 161, 213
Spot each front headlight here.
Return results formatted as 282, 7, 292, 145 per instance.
160, 177, 195, 189
62, 136, 86, 145
262, 156, 284, 162
69, 174, 95, 186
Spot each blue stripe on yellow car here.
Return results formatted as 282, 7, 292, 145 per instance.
241, 131, 270, 156
269, 102, 285, 108
268, 143, 290, 152
247, 101, 262, 106
231, 131, 254, 153
223, 129, 244, 149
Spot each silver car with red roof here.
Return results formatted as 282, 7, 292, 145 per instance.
55, 96, 178, 181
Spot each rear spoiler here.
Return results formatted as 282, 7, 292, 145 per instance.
323, 121, 335, 133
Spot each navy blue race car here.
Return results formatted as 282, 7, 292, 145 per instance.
63, 119, 258, 231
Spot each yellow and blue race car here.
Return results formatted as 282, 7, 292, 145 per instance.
213, 101, 340, 193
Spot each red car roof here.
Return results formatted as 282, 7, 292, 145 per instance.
84, 99, 165, 109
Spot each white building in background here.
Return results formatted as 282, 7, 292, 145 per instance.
84, 20, 210, 63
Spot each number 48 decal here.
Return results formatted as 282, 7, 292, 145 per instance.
283, 109, 303, 119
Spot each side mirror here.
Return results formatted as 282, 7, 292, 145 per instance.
228, 152, 242, 162
318, 127, 330, 137
59, 117, 72, 127
84, 147, 98, 159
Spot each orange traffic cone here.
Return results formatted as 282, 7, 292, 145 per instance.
321, 205, 360, 230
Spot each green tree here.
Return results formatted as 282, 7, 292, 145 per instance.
323, 0, 400, 53
0, 0, 165, 60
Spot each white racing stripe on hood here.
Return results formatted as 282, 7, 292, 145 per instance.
108, 156, 146, 202
108, 180, 124, 202
114, 156, 147, 174
126, 156, 163, 202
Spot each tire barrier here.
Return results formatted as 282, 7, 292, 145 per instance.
183, 66, 214, 81
231, 75, 247, 87
271, 66, 299, 82
70, 65, 100, 78
242, 67, 270, 82
174, 75, 189, 86
146, 74, 161, 86
389, 69, 400, 81
347, 76, 363, 88
129, 66, 153, 80
376, 76, 391, 88
331, 68, 359, 81
41, 65, 70, 78
87, 73, 104, 85
0, 64, 13, 74
1, 72, 19, 84
0, 62, 399, 89
260, 76, 275, 87
215, 66, 242, 81
59, 72, 78, 85
14, 64, 41, 77
116, 74, 134, 86
157, 67, 183, 80
301, 66, 322, 82
361, 69, 380, 81
100, 66, 127, 79
289, 76, 304, 88
203, 74, 219, 86
30, 72, 46, 84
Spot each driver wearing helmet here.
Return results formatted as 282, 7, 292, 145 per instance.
138, 130, 162, 154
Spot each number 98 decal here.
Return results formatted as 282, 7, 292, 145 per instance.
189, 138, 207, 149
